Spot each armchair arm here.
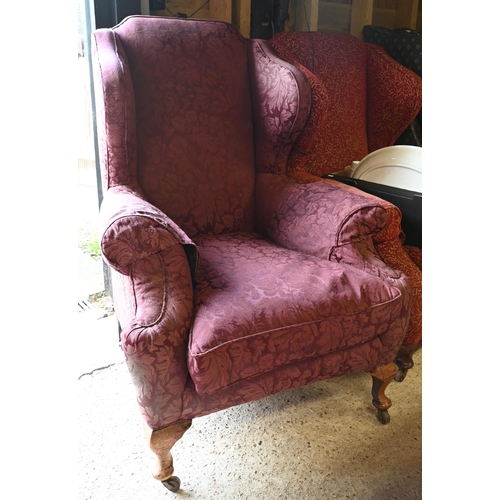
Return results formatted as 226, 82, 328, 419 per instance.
256, 173, 387, 260
114, 244, 194, 430
101, 186, 197, 429
100, 185, 198, 276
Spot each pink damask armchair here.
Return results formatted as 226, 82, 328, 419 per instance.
92, 16, 412, 492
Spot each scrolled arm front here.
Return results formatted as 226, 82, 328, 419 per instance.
100, 185, 198, 277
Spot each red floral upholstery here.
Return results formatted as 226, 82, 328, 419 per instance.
271, 33, 368, 176
270, 32, 422, 174
92, 17, 413, 482
365, 43, 422, 152
405, 246, 422, 271
269, 32, 422, 365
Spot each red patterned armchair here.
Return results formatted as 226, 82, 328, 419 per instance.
92, 16, 412, 491
269, 32, 423, 382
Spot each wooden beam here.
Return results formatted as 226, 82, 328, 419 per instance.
350, 0, 374, 39
395, 0, 419, 30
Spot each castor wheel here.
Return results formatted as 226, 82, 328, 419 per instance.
376, 409, 390, 425
394, 369, 408, 383
162, 476, 181, 492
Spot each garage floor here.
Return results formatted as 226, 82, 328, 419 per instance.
77, 315, 422, 500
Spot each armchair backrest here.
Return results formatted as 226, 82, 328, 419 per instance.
93, 16, 312, 239
271, 32, 368, 176
270, 32, 422, 176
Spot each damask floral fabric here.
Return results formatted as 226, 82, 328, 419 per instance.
269, 32, 422, 173
376, 240, 422, 346
279, 56, 330, 178
365, 43, 422, 152
187, 232, 408, 395
179, 333, 398, 425
404, 246, 422, 271
100, 185, 197, 276
116, 244, 195, 429
284, 177, 421, 349
248, 40, 311, 176
106, 17, 256, 238
270, 32, 370, 175
255, 173, 387, 259
92, 29, 138, 190
93, 17, 414, 431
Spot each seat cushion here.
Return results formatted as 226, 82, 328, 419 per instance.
187, 232, 404, 395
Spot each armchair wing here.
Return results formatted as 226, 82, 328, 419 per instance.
365, 43, 422, 152
92, 29, 138, 190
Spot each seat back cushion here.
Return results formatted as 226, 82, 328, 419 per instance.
270, 32, 369, 175
112, 17, 256, 238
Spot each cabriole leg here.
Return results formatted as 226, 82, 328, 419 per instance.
369, 362, 398, 425
395, 340, 422, 382
145, 419, 192, 492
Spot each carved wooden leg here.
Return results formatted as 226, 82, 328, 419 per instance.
395, 340, 422, 382
144, 419, 192, 492
369, 362, 398, 425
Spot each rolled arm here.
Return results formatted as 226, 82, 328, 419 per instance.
101, 187, 197, 429
256, 173, 387, 260
113, 245, 194, 430
100, 185, 198, 276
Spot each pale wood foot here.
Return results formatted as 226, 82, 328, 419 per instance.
369, 362, 398, 425
144, 419, 192, 488
395, 341, 422, 382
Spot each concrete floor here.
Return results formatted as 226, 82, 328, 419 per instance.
77, 312, 422, 499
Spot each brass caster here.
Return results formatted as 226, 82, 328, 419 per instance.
376, 409, 390, 425
394, 369, 408, 383
162, 476, 181, 492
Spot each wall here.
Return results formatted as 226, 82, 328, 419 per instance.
290, 0, 422, 38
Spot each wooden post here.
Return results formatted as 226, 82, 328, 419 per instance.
293, 0, 318, 32
233, 0, 251, 37
350, 0, 373, 40
395, 0, 419, 30
210, 0, 232, 23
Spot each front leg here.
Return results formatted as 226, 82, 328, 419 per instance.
369, 362, 398, 425
395, 341, 422, 382
145, 419, 192, 492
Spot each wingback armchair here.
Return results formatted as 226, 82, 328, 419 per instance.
92, 16, 412, 491
269, 32, 423, 381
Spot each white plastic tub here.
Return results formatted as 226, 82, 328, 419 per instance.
351, 145, 422, 192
